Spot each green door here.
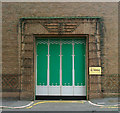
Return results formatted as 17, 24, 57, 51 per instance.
36, 38, 86, 96
74, 39, 86, 86
37, 40, 48, 86
49, 41, 60, 86
62, 40, 72, 86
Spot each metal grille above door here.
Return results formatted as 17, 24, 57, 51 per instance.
36, 38, 86, 96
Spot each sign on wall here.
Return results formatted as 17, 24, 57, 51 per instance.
89, 67, 101, 75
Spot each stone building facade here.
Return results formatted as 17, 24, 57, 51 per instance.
2, 2, 119, 100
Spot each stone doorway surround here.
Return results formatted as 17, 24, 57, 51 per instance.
18, 17, 103, 100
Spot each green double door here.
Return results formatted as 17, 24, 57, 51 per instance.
36, 39, 86, 96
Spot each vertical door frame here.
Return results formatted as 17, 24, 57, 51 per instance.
33, 34, 89, 100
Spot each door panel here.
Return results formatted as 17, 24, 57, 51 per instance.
74, 43, 86, 86
62, 43, 72, 86
37, 43, 48, 86
49, 43, 60, 95
74, 86, 86, 96
50, 44, 60, 86
61, 86, 73, 95
49, 86, 60, 95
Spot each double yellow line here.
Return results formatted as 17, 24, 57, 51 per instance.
100, 106, 120, 109
27, 101, 85, 109
26, 100, 119, 109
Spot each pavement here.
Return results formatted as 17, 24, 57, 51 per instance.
1, 97, 119, 112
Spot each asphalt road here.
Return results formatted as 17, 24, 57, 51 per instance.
1, 97, 119, 112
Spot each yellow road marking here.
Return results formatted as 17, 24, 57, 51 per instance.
26, 101, 119, 109
100, 106, 120, 108
26, 101, 85, 109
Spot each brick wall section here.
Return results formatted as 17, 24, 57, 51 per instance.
2, 2, 118, 75
2, 2, 118, 100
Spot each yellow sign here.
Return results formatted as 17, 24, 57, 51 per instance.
89, 67, 101, 75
